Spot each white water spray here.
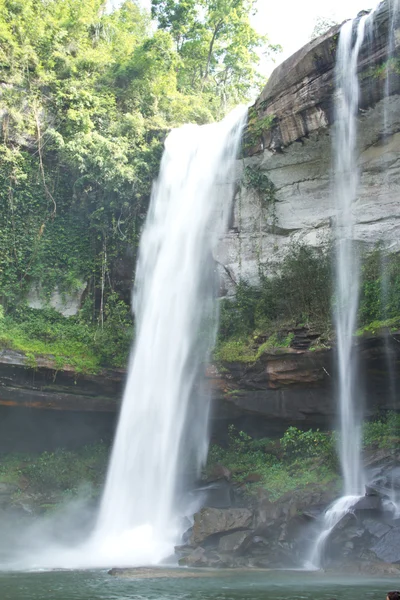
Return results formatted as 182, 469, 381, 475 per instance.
305, 496, 360, 570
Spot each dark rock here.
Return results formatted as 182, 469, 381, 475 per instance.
218, 530, 251, 553
362, 518, 392, 538
353, 495, 383, 513
206, 464, 232, 481
365, 485, 381, 496
191, 507, 253, 545
302, 504, 327, 520
190, 480, 236, 509
178, 547, 207, 567
372, 526, 400, 563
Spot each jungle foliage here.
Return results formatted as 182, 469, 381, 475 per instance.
0, 0, 273, 368
206, 415, 400, 500
216, 244, 400, 363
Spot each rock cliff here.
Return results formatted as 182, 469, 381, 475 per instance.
216, 1, 400, 292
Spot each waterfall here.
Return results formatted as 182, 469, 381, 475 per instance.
334, 15, 370, 497
306, 12, 373, 569
85, 107, 247, 567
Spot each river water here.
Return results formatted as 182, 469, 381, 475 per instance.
0, 569, 398, 600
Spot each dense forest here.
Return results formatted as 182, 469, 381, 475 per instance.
0, 0, 275, 370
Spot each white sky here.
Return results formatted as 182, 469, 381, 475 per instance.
108, 0, 376, 75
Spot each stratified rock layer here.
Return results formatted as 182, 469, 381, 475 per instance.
216, 1, 400, 292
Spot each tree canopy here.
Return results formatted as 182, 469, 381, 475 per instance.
0, 0, 276, 367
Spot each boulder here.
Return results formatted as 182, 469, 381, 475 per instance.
191, 507, 253, 545
353, 495, 383, 513
218, 530, 251, 553
363, 518, 392, 538
372, 526, 400, 563
178, 547, 208, 567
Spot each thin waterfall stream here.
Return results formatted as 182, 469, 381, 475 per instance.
306, 12, 372, 569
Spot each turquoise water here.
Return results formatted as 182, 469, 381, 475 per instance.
0, 569, 398, 600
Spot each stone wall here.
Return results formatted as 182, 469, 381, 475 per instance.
215, 1, 400, 293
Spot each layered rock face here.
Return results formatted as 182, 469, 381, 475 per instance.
215, 1, 400, 292
211, 331, 400, 435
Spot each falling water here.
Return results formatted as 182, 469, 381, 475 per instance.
305, 496, 360, 569
334, 15, 370, 498
9, 107, 247, 571
306, 13, 372, 569
86, 107, 247, 567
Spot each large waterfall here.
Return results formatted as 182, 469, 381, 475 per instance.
12, 107, 246, 571
85, 107, 247, 567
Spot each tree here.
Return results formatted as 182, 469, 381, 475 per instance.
310, 15, 338, 40
151, 0, 276, 111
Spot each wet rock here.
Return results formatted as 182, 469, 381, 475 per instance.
178, 547, 208, 567
353, 495, 383, 513
191, 507, 253, 545
363, 518, 392, 538
218, 530, 251, 553
372, 526, 400, 563
190, 480, 236, 509
365, 485, 381, 496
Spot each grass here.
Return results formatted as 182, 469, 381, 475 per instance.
0, 315, 100, 373
214, 330, 297, 364
0, 304, 133, 373
213, 338, 257, 363
356, 316, 400, 337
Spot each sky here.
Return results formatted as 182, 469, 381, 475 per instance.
107, 0, 376, 75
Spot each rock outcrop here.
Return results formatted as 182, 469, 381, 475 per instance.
1, 326, 399, 451
211, 329, 400, 435
176, 449, 400, 570
216, 0, 400, 292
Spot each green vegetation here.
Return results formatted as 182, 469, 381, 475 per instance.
215, 244, 400, 364
0, 301, 133, 372
0, 0, 276, 369
363, 411, 400, 449
206, 425, 339, 501
358, 248, 400, 325
0, 415, 397, 507
244, 106, 276, 149
215, 244, 332, 362
243, 165, 276, 209
361, 58, 400, 81
206, 415, 400, 500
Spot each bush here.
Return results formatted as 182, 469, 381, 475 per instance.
280, 426, 335, 462
363, 412, 400, 448
206, 425, 338, 501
